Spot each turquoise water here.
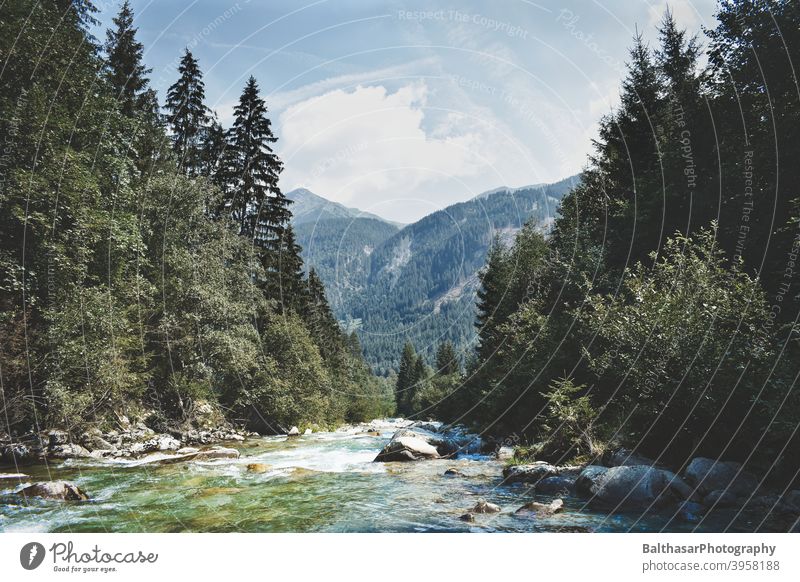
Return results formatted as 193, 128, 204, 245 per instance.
0, 425, 788, 532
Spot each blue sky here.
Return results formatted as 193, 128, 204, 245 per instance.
95, 0, 718, 223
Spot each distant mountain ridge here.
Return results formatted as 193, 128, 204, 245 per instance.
286, 188, 402, 226
291, 175, 581, 373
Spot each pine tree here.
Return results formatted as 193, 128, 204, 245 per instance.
435, 341, 459, 375
201, 114, 226, 186
104, 1, 151, 116
272, 224, 306, 312
395, 341, 417, 415
165, 49, 209, 176
303, 267, 339, 356
224, 76, 283, 237
475, 238, 509, 362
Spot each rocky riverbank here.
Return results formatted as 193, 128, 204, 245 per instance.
2, 420, 798, 532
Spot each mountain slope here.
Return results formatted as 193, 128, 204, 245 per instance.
287, 188, 400, 226
344, 175, 580, 373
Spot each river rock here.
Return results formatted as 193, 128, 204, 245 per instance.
495, 446, 515, 461
516, 498, 564, 516
459, 513, 475, 522
0, 442, 36, 464
677, 501, 705, 523
49, 443, 91, 459
586, 465, 695, 509
18, 480, 88, 501
684, 457, 759, 497
392, 423, 482, 457
472, 499, 501, 513
444, 467, 464, 477
304, 428, 312, 435
703, 489, 739, 508
196, 446, 240, 460
604, 447, 658, 468
374, 436, 441, 462
574, 465, 609, 497
48, 430, 70, 447
535, 476, 575, 495
246, 463, 271, 473
503, 462, 559, 484
287, 426, 300, 437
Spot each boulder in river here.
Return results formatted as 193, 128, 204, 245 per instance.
472, 499, 501, 513
516, 498, 564, 516
574, 465, 609, 497
47, 430, 70, 447
703, 489, 739, 508
374, 436, 441, 462
459, 513, 475, 522
18, 480, 88, 501
585, 465, 695, 509
535, 476, 575, 495
246, 463, 271, 473
503, 462, 559, 484
444, 467, 464, 477
287, 426, 300, 437
384, 422, 482, 458
49, 443, 91, 459
684, 457, 759, 497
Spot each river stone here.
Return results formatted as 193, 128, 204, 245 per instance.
374, 436, 441, 462
196, 447, 240, 460
575, 465, 609, 497
472, 500, 501, 513
785, 490, 800, 511
287, 426, 300, 437
459, 513, 475, 522
1, 442, 35, 464
535, 476, 575, 495
703, 489, 739, 508
48, 430, 70, 447
246, 463, 271, 473
444, 467, 464, 477
684, 457, 759, 497
503, 462, 559, 484
516, 498, 564, 516
49, 443, 91, 459
303, 428, 312, 435
19, 480, 88, 501
677, 501, 705, 523
495, 446, 515, 461
587, 465, 695, 509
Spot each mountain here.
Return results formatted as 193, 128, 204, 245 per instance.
294, 217, 400, 314
293, 176, 580, 374
287, 188, 401, 226
348, 175, 580, 373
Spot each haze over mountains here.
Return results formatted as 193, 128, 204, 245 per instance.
288, 175, 579, 374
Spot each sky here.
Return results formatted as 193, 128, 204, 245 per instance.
94, 0, 719, 223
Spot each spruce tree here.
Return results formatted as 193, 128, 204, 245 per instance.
165, 49, 209, 176
395, 341, 417, 415
435, 341, 459, 375
104, 1, 151, 116
201, 114, 227, 186
224, 76, 282, 237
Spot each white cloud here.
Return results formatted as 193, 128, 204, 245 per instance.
278, 82, 538, 222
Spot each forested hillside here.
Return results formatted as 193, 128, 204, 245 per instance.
351, 177, 577, 373
416, 3, 800, 486
0, 0, 393, 437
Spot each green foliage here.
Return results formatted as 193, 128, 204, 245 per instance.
0, 1, 383, 436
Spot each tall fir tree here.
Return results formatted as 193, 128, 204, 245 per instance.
165, 49, 209, 176
201, 114, 227, 187
435, 341, 459, 375
395, 341, 417, 415
224, 76, 282, 237
104, 0, 151, 116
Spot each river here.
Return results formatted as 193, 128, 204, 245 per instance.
0, 420, 780, 532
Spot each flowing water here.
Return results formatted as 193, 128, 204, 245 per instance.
0, 421, 784, 532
